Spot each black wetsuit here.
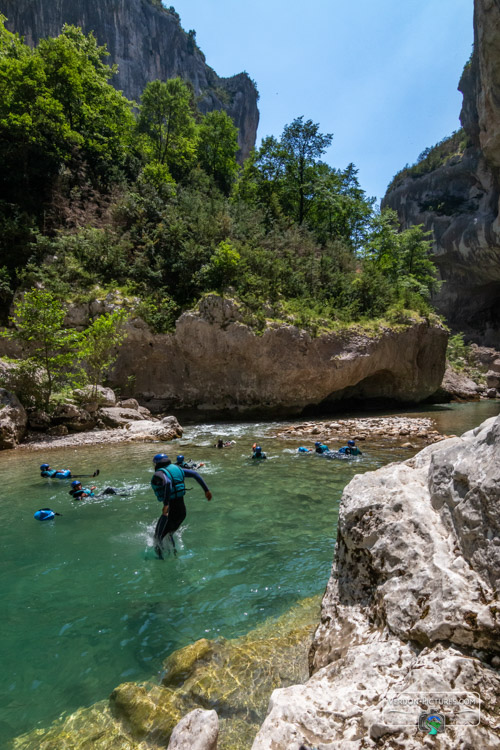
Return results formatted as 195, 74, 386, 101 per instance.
152, 466, 209, 542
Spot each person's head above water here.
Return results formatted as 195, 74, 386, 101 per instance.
217, 439, 223, 448
71, 480, 82, 489
254, 445, 262, 453
176, 455, 184, 464
314, 442, 321, 447
348, 440, 355, 446
153, 453, 171, 467
40, 463, 50, 470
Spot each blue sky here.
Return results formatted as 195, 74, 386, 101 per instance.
169, 0, 473, 203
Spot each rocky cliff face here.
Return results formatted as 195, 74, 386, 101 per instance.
107, 296, 448, 416
2, 0, 259, 161
383, 0, 500, 347
252, 414, 500, 748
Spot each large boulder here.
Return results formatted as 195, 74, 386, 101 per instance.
433, 364, 481, 401
0, 388, 27, 448
109, 296, 448, 416
98, 406, 147, 428
125, 416, 183, 441
167, 709, 218, 750
52, 403, 96, 432
252, 415, 500, 749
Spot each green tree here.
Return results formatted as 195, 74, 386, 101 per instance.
1, 290, 81, 410
81, 312, 128, 396
197, 109, 239, 194
36, 24, 135, 183
364, 209, 439, 299
138, 78, 197, 178
280, 116, 333, 224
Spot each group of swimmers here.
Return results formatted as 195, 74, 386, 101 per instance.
299, 439, 363, 457
36, 436, 362, 555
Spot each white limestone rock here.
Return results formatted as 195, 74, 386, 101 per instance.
167, 708, 218, 750
252, 415, 500, 749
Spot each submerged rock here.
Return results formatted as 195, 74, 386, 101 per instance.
252, 415, 500, 748
12, 597, 320, 750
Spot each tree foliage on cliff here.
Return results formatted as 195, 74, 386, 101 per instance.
0, 19, 440, 336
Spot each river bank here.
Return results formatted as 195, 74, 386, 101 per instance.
19, 414, 449, 451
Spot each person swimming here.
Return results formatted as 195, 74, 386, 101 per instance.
252, 445, 267, 460
314, 441, 330, 454
175, 455, 205, 470
68, 480, 96, 500
40, 464, 71, 479
338, 439, 362, 456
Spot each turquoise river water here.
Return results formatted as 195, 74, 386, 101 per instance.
0, 401, 498, 746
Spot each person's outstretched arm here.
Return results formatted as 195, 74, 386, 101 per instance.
183, 468, 212, 500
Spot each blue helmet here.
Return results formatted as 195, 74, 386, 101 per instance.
348, 440, 355, 446
40, 463, 50, 470
153, 453, 169, 465
176, 455, 184, 463
314, 442, 321, 447
255, 445, 262, 452
71, 480, 81, 488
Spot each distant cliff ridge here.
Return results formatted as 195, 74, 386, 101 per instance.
383, 0, 500, 347
2, 0, 259, 161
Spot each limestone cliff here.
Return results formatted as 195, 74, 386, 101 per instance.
252, 414, 500, 748
383, 0, 500, 347
1, 0, 259, 161
107, 296, 447, 416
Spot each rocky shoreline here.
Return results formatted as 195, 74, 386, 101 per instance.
276, 415, 452, 448
253, 414, 500, 749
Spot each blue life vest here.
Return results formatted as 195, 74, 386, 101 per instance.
34, 508, 56, 521
316, 444, 329, 454
298, 447, 309, 453
70, 487, 94, 499
41, 469, 71, 479
152, 465, 186, 502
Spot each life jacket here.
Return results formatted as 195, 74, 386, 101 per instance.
152, 465, 186, 502
70, 487, 94, 499
316, 445, 329, 454
34, 508, 56, 521
42, 469, 71, 478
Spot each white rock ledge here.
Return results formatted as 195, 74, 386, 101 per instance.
252, 415, 500, 749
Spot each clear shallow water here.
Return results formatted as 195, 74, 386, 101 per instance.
0, 401, 498, 746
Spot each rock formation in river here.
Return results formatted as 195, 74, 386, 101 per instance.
383, 0, 500, 348
108, 295, 448, 416
252, 413, 500, 749
2, 0, 259, 161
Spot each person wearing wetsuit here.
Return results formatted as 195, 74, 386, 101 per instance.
151, 453, 212, 559
68, 480, 96, 499
314, 441, 329, 454
175, 454, 204, 470
252, 445, 267, 460
338, 439, 362, 456
40, 463, 72, 478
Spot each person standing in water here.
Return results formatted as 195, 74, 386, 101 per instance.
151, 453, 212, 559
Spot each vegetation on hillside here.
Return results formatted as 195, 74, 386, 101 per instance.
387, 129, 471, 193
0, 17, 441, 345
